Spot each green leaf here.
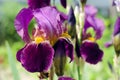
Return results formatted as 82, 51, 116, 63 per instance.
5, 41, 20, 80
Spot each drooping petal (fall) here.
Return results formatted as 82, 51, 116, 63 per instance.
14, 8, 33, 43
17, 42, 54, 72
28, 0, 50, 9
33, 7, 67, 39
80, 41, 103, 64
53, 38, 74, 76
54, 38, 74, 62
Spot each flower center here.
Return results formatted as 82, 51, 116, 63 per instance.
61, 32, 71, 39
35, 37, 44, 44
88, 37, 95, 42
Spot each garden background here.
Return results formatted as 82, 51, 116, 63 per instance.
0, 0, 118, 80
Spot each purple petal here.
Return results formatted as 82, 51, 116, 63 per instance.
16, 48, 24, 62
54, 38, 74, 62
33, 7, 67, 39
114, 17, 120, 36
53, 38, 74, 76
60, 0, 67, 8
68, 6, 76, 26
113, 0, 120, 6
84, 5, 98, 16
17, 42, 54, 72
58, 76, 74, 80
84, 17, 105, 39
104, 41, 113, 48
28, 0, 50, 9
80, 41, 103, 64
14, 8, 33, 43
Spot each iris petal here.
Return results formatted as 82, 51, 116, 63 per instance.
54, 38, 74, 62
14, 8, 33, 43
114, 17, 120, 36
84, 17, 104, 39
17, 42, 54, 72
80, 41, 103, 64
33, 7, 67, 39
53, 38, 74, 76
28, 0, 50, 9
84, 5, 98, 16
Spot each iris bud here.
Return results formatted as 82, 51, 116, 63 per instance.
113, 33, 120, 56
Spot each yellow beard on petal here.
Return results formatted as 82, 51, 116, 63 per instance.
87, 37, 96, 42
35, 37, 44, 44
61, 32, 71, 39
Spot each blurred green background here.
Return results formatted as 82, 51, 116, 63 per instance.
0, 0, 118, 80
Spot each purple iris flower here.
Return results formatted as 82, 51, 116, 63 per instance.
15, 4, 74, 75
75, 5, 104, 64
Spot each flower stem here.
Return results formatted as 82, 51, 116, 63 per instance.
77, 63, 81, 80
49, 65, 54, 80
113, 55, 120, 80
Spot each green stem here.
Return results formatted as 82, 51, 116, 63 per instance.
49, 65, 54, 80
77, 63, 81, 80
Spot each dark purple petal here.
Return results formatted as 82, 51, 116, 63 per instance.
60, 0, 66, 8
53, 38, 74, 76
58, 76, 74, 80
54, 38, 74, 62
84, 5, 98, 16
68, 6, 76, 26
80, 41, 103, 64
16, 48, 24, 62
84, 17, 105, 39
114, 17, 120, 36
14, 8, 33, 43
33, 7, 67, 39
18, 42, 54, 72
28, 0, 50, 9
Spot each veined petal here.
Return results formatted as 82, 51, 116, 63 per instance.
114, 17, 120, 36
80, 41, 103, 64
84, 17, 105, 39
58, 76, 75, 80
14, 8, 33, 43
33, 7, 67, 39
17, 42, 54, 72
28, 0, 50, 9
60, 0, 67, 8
